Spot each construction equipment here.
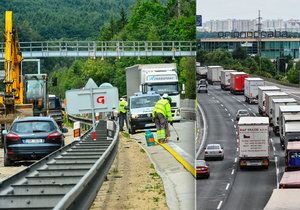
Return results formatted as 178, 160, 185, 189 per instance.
0, 11, 33, 146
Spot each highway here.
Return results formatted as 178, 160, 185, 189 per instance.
196, 85, 282, 210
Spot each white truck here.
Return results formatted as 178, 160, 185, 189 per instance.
279, 106, 300, 148
238, 117, 270, 169
264, 91, 288, 119
125, 63, 181, 121
258, 86, 281, 116
207, 66, 223, 85
271, 98, 297, 134
220, 70, 235, 90
244, 78, 264, 104
196, 62, 207, 80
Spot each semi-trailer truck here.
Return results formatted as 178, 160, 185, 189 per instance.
264, 189, 300, 209
244, 78, 264, 104
271, 98, 297, 134
279, 171, 300, 188
196, 62, 207, 80
285, 141, 300, 171
230, 72, 248, 94
265, 91, 289, 120
220, 70, 235, 90
125, 63, 181, 121
207, 66, 223, 85
258, 86, 281, 116
238, 117, 270, 169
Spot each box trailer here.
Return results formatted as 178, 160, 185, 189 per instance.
264, 189, 300, 210
244, 78, 264, 104
258, 86, 281, 116
196, 62, 207, 80
265, 91, 289, 120
238, 117, 270, 169
220, 70, 235, 90
279, 171, 300, 188
207, 66, 223, 85
230, 72, 248, 94
271, 98, 297, 134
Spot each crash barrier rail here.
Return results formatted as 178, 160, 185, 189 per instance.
0, 119, 119, 210
0, 41, 196, 58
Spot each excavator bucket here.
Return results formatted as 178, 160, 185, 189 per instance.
14, 103, 33, 117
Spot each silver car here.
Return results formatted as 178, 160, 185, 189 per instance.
204, 144, 224, 160
236, 109, 250, 121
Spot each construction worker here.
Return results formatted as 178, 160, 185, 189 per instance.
118, 97, 128, 131
152, 93, 173, 143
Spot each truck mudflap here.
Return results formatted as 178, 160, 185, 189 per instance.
239, 158, 269, 169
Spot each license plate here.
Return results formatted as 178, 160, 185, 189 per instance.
145, 123, 154, 127
24, 139, 44, 144
247, 161, 261, 166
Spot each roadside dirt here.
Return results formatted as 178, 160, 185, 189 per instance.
90, 133, 168, 210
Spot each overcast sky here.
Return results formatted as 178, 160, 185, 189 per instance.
197, 0, 300, 21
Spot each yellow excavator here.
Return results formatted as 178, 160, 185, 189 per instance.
0, 11, 33, 145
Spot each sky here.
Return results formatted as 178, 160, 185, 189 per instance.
197, 0, 300, 22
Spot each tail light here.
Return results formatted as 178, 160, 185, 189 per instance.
219, 151, 222, 153
6, 133, 20, 141
205, 151, 208, 154
7, 148, 14, 155
48, 131, 62, 140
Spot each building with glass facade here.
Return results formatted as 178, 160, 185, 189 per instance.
199, 38, 300, 60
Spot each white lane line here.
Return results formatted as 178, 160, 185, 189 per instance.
231, 169, 235, 175
221, 104, 224, 107
228, 113, 231, 117
270, 138, 273, 143
234, 157, 237, 163
225, 108, 228, 112
225, 183, 230, 190
273, 146, 276, 152
275, 156, 278, 163
236, 148, 239, 152
234, 125, 236, 128
231, 119, 234, 122
217, 201, 223, 210
235, 131, 238, 135
276, 168, 279, 175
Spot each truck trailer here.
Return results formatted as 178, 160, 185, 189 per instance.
264, 91, 289, 120
125, 63, 181, 121
279, 171, 300, 188
244, 78, 264, 104
264, 189, 300, 210
207, 66, 223, 85
220, 70, 235, 90
258, 86, 281, 116
238, 117, 270, 169
230, 72, 248, 94
271, 98, 297, 134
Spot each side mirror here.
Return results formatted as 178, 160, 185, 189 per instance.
2, 130, 7, 135
62, 128, 68, 133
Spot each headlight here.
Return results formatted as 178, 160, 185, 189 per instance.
131, 114, 139, 119
147, 113, 151, 117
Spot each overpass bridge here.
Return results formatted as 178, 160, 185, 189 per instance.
0, 41, 196, 59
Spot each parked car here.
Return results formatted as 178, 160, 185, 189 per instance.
196, 160, 210, 179
2, 117, 68, 166
204, 144, 224, 160
236, 109, 250, 121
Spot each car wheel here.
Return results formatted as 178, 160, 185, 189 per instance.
206, 174, 210, 179
221, 156, 224, 160
4, 155, 14, 167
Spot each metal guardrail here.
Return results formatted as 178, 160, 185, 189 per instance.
0, 119, 119, 210
0, 41, 196, 58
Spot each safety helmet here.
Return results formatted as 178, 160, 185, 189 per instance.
162, 93, 168, 98
120, 97, 124, 101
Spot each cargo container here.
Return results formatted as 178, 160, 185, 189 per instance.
285, 141, 300, 171
264, 189, 300, 210
196, 62, 207, 80
265, 91, 289, 120
271, 98, 297, 134
244, 78, 264, 104
258, 86, 281, 116
279, 171, 300, 188
238, 117, 269, 169
220, 70, 236, 90
230, 72, 248, 94
207, 66, 223, 85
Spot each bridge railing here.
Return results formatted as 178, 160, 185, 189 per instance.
0, 41, 196, 58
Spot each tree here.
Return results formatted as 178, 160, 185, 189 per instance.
232, 46, 248, 60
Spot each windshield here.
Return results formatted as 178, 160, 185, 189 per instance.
148, 83, 178, 94
26, 80, 46, 99
11, 121, 56, 134
130, 95, 160, 109
207, 145, 220, 150
288, 151, 300, 166
49, 98, 61, 110
286, 132, 300, 141
239, 110, 249, 115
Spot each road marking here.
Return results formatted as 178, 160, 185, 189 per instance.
225, 183, 230, 190
276, 168, 279, 175
236, 131, 238, 135
231, 119, 234, 122
253, 113, 257, 116
221, 104, 224, 107
217, 201, 223, 209
228, 113, 231, 117
236, 148, 239, 152
275, 156, 278, 163
231, 169, 235, 175
273, 146, 276, 152
234, 157, 237, 163
225, 108, 228, 112
270, 138, 273, 143
234, 125, 236, 128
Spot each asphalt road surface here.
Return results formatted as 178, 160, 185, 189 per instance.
196, 85, 283, 210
